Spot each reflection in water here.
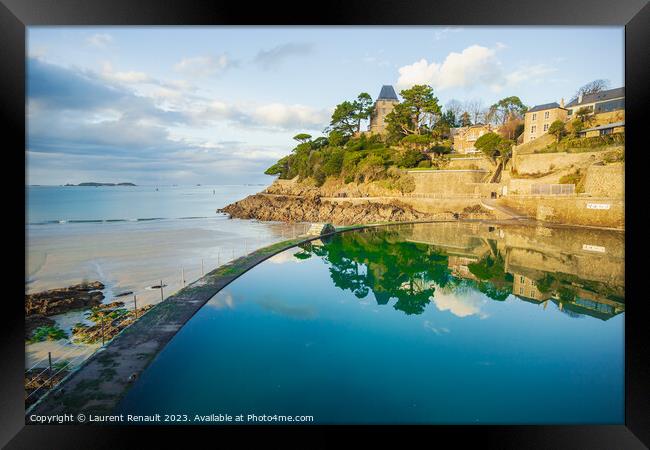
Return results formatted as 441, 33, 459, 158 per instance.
117, 221, 625, 424
296, 223, 625, 321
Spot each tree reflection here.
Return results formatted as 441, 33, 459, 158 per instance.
296, 229, 454, 315
294, 226, 624, 320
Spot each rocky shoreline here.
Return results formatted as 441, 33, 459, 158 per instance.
26, 281, 105, 317
218, 180, 494, 225
219, 193, 441, 225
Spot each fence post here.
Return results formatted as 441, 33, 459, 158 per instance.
48, 351, 52, 377
182, 267, 185, 286
160, 280, 164, 302
134, 294, 137, 319
101, 316, 105, 346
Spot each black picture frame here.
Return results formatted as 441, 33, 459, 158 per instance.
3, 0, 648, 447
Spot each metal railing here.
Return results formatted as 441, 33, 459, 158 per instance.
25, 222, 312, 402
530, 184, 575, 195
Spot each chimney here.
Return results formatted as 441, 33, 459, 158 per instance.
560, 98, 564, 108
578, 93, 583, 104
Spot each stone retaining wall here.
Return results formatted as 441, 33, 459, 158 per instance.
583, 163, 624, 198
512, 149, 620, 175
407, 170, 489, 194
501, 196, 624, 229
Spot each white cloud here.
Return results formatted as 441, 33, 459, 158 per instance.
505, 64, 557, 86
252, 103, 329, 130
174, 54, 234, 77
100, 61, 152, 84
433, 290, 489, 319
397, 45, 502, 91
86, 33, 114, 48
254, 43, 313, 70
434, 27, 463, 41
397, 44, 557, 93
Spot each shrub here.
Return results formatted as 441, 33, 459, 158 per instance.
29, 325, 68, 343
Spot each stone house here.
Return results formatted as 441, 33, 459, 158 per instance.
565, 87, 624, 118
368, 85, 399, 134
451, 124, 496, 154
512, 273, 551, 302
522, 101, 568, 144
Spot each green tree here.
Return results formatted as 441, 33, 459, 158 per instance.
293, 133, 312, 143
353, 92, 373, 133
474, 132, 504, 163
329, 93, 374, 137
329, 101, 358, 137
386, 84, 441, 136
548, 120, 565, 143
569, 118, 584, 137
487, 96, 528, 125
397, 148, 427, 168
264, 156, 290, 177
459, 111, 472, 127
575, 106, 593, 123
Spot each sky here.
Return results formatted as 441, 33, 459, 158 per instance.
27, 26, 624, 185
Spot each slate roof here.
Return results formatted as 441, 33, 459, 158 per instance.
565, 87, 625, 107
527, 102, 562, 113
377, 85, 398, 101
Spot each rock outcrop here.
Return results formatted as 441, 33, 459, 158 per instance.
26, 282, 105, 316
219, 193, 441, 225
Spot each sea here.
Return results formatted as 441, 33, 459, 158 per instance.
25, 184, 306, 367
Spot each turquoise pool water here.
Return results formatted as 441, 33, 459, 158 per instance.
116, 222, 625, 424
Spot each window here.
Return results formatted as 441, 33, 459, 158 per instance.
520, 287, 524, 294
543, 124, 549, 132
595, 98, 625, 113
520, 276, 525, 283
532, 113, 537, 121
531, 290, 536, 298
531, 125, 536, 133
600, 128, 613, 136
544, 111, 550, 119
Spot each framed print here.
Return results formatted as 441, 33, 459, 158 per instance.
2, 0, 648, 447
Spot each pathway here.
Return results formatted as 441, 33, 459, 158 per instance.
480, 198, 530, 221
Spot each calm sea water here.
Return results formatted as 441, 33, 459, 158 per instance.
26, 184, 264, 224
25, 184, 310, 367
117, 222, 625, 424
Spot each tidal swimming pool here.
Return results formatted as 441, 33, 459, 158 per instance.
116, 222, 624, 424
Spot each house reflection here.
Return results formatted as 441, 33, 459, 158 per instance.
296, 222, 625, 320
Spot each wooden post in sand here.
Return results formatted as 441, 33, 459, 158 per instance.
182, 267, 185, 286
160, 280, 164, 302
133, 294, 137, 319
48, 352, 52, 377
101, 316, 105, 346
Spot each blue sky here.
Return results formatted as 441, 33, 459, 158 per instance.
27, 26, 624, 185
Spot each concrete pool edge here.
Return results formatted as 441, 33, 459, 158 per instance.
25, 221, 381, 419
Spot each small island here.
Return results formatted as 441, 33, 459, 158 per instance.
65, 182, 137, 187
